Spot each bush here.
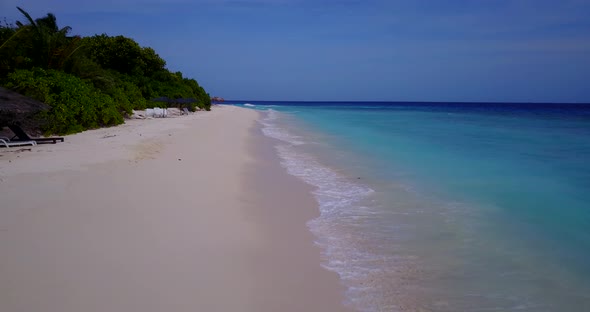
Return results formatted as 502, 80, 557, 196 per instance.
90, 72, 147, 113
116, 75, 147, 111
4, 68, 124, 134
2, 10, 213, 136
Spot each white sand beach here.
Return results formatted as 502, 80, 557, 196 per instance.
0, 106, 350, 312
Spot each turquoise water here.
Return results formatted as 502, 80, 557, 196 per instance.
237, 102, 590, 311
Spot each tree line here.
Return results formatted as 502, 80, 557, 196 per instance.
0, 7, 211, 134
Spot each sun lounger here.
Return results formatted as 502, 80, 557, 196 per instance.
8, 125, 64, 144
0, 138, 36, 148
182, 108, 191, 115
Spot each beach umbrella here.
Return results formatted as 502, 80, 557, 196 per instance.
150, 96, 177, 109
151, 97, 199, 109
175, 98, 198, 104
169, 98, 199, 110
150, 96, 174, 103
0, 87, 50, 127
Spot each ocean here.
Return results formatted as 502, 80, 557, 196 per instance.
231, 101, 590, 312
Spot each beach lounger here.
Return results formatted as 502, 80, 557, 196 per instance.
182, 107, 190, 115
8, 124, 64, 144
0, 138, 36, 148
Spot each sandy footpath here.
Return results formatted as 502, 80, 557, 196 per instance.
0, 106, 350, 312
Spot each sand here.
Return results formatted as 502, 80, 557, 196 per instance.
0, 106, 350, 312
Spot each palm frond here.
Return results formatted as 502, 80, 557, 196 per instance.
37, 13, 59, 32
16, 7, 37, 28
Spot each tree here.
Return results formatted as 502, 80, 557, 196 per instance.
1, 7, 212, 134
139, 47, 166, 76
9, 7, 82, 70
0, 20, 21, 78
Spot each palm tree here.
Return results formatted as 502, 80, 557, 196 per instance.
6, 7, 82, 70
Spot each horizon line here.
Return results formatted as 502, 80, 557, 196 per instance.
221, 100, 590, 105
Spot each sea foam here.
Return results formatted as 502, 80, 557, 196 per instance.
245, 102, 590, 312
258, 109, 405, 312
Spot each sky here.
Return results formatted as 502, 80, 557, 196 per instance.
2, 0, 590, 102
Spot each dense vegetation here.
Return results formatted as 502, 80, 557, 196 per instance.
0, 7, 211, 135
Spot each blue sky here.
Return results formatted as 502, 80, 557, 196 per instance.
2, 0, 590, 102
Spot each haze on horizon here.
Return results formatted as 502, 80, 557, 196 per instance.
2, 0, 589, 103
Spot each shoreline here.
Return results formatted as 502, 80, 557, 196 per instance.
0, 106, 350, 312
241, 114, 351, 311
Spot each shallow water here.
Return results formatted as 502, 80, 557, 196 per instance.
237, 102, 590, 312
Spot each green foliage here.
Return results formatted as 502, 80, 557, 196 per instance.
139, 47, 167, 77
1, 7, 212, 134
82, 35, 142, 75
82, 35, 166, 77
102, 74, 147, 112
79, 34, 209, 110
0, 21, 30, 77
12, 7, 82, 71
4, 68, 123, 134
184, 78, 211, 111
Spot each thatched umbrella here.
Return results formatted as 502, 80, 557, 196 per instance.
0, 87, 50, 127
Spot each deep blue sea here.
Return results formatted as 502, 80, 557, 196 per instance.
230, 101, 590, 312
